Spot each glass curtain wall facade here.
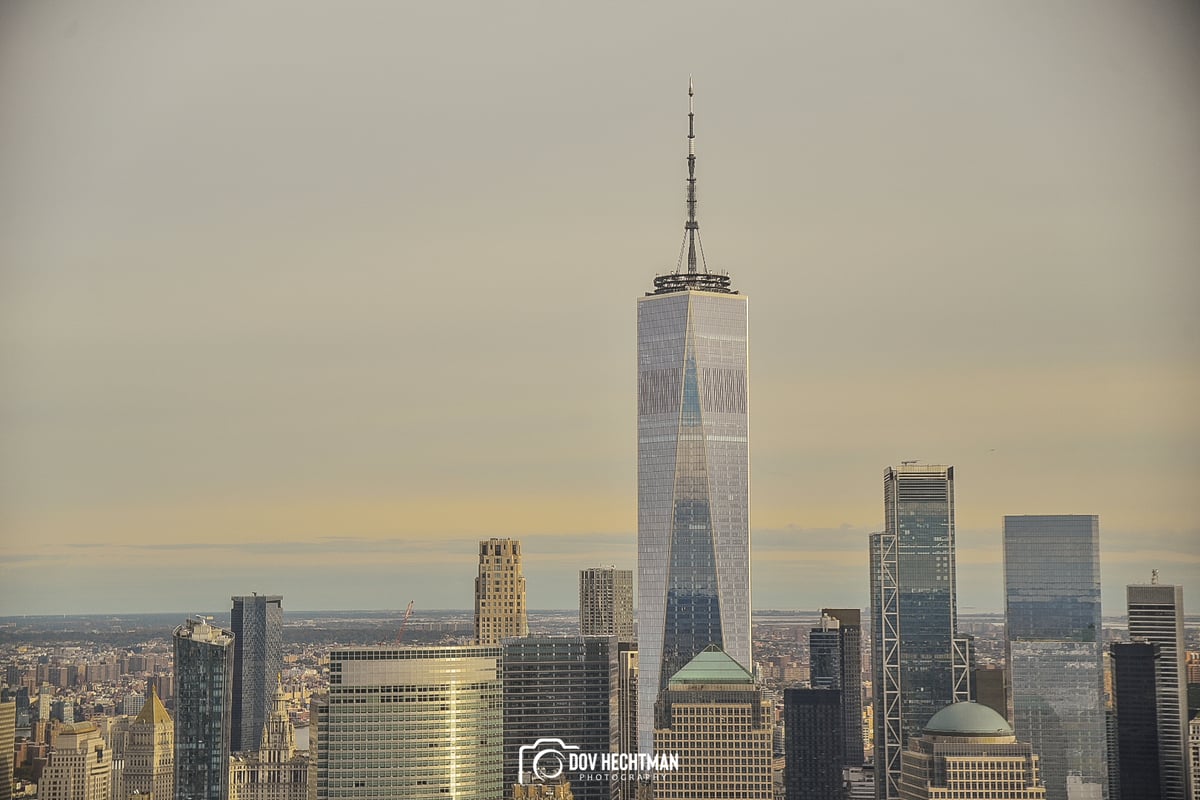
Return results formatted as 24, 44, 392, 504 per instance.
637, 287, 750, 753
1003, 515, 1107, 800
783, 688, 844, 800
1111, 641, 1162, 800
173, 616, 234, 800
230, 595, 283, 753
502, 636, 618, 799
811, 608, 865, 767
870, 464, 970, 800
317, 646, 502, 800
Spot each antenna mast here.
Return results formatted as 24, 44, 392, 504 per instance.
678, 77, 706, 274
652, 78, 734, 296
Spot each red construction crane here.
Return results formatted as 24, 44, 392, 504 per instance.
396, 601, 415, 643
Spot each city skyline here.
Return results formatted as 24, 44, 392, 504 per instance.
1, 2, 1198, 616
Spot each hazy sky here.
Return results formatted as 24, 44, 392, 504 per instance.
1, 1, 1197, 617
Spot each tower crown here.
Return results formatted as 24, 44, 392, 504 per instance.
649, 80, 735, 296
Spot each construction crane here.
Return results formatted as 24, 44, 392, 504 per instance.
396, 601, 415, 643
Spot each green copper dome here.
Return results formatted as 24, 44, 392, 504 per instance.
924, 702, 1013, 736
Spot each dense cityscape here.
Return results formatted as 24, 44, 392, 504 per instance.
2, 83, 1199, 800
3, 3, 1198, 800
1, 571, 1198, 800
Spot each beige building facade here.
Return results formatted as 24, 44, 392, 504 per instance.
117, 688, 173, 800
898, 703, 1046, 800
652, 647, 773, 799
579, 566, 634, 640
474, 538, 528, 645
39, 722, 112, 800
230, 678, 308, 800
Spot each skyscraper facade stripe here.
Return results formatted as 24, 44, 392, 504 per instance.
870, 464, 970, 800
636, 82, 751, 754
1003, 515, 1108, 800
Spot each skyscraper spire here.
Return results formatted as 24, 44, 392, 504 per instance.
680, 77, 706, 274
651, 79, 733, 296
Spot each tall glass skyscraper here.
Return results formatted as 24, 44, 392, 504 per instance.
869, 464, 970, 799
230, 594, 283, 753
810, 608, 864, 767
1003, 515, 1107, 800
1126, 577, 1189, 800
637, 82, 750, 753
173, 616, 235, 800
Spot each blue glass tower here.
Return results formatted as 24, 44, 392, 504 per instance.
173, 616, 234, 800
1004, 515, 1108, 800
637, 82, 750, 753
230, 594, 283, 753
870, 464, 970, 799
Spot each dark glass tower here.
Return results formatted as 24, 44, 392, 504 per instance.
1003, 515, 1107, 800
230, 594, 283, 753
1126, 578, 1189, 800
1112, 641, 1162, 800
869, 464, 970, 799
783, 688, 844, 800
173, 616, 234, 800
501, 636, 617, 799
809, 609, 864, 767
637, 82, 750, 752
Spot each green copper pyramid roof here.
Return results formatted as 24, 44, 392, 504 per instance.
668, 645, 754, 686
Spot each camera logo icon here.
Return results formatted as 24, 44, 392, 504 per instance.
518, 738, 581, 783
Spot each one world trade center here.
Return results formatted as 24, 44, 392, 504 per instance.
636, 81, 751, 752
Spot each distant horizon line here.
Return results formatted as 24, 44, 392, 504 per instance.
4, 608, 1188, 621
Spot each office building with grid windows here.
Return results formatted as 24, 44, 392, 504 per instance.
783, 688, 844, 800
897, 703, 1046, 800
870, 464, 971, 799
580, 567, 634, 640
1126, 577, 1190, 800
119, 687, 173, 800
474, 538, 528, 645
809, 608, 865, 767
1003, 515, 1107, 800
502, 636, 618, 799
652, 647, 772, 799
314, 645, 502, 800
1111, 641, 1162, 800
37, 722, 112, 800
